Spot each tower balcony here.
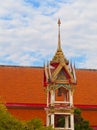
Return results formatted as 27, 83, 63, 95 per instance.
49, 101, 73, 108
54, 101, 70, 106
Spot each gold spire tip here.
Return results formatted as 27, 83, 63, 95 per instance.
58, 18, 61, 25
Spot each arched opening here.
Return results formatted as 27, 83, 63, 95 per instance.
55, 87, 70, 106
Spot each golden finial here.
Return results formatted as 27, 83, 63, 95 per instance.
50, 19, 69, 65
57, 18, 61, 50
58, 18, 61, 26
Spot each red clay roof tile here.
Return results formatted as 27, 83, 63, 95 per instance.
74, 69, 97, 105
0, 66, 46, 104
0, 66, 97, 106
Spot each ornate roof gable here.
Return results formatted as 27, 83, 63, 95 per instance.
51, 62, 74, 83
44, 19, 76, 87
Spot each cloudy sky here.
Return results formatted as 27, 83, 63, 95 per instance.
0, 0, 97, 69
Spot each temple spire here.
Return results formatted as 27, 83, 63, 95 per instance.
50, 19, 69, 65
58, 18, 61, 50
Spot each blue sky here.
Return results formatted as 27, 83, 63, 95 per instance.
0, 0, 97, 69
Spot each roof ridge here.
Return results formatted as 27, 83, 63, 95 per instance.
0, 65, 97, 71
0, 65, 43, 69
77, 68, 97, 71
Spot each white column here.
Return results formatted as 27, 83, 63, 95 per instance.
46, 112, 49, 126
65, 115, 69, 128
47, 91, 49, 107
51, 114, 54, 128
70, 114, 74, 130
69, 90, 73, 106
50, 90, 55, 106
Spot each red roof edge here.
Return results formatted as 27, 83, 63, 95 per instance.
91, 126, 97, 130
5, 103, 97, 110
75, 104, 97, 110
6, 103, 46, 108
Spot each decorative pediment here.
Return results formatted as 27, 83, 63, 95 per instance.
51, 62, 74, 83
56, 68, 67, 80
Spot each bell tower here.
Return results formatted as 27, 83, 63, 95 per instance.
44, 19, 76, 130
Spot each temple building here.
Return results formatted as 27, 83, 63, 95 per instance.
0, 20, 97, 130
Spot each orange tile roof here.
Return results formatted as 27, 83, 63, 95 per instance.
74, 69, 97, 106
0, 66, 46, 104
0, 66, 97, 106
82, 110, 97, 126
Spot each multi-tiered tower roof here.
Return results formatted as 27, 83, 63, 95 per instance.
50, 19, 69, 65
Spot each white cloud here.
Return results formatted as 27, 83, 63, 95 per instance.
0, 0, 97, 69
